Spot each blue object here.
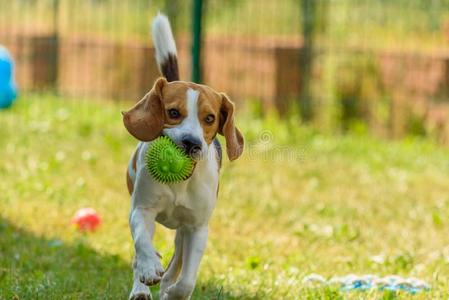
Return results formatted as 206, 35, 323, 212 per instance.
303, 273, 430, 295
0, 46, 18, 109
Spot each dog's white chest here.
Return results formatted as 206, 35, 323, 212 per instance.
154, 157, 219, 229
156, 202, 199, 229
155, 182, 216, 229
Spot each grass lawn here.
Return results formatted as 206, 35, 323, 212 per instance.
1, 94, 449, 299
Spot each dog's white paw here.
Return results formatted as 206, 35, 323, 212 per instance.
129, 276, 152, 300
135, 256, 165, 286
160, 281, 194, 300
129, 292, 151, 300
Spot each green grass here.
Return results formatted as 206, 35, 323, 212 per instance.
1, 94, 449, 299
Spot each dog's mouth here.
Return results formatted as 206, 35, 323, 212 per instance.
158, 133, 198, 179
162, 134, 204, 161
182, 147, 203, 161
161, 134, 203, 161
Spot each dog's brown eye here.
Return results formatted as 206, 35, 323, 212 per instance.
204, 114, 215, 124
168, 108, 181, 119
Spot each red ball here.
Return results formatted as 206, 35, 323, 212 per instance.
72, 208, 101, 231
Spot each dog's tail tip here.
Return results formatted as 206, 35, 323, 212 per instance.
151, 13, 179, 82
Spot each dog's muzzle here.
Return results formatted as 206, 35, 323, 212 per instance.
181, 135, 203, 159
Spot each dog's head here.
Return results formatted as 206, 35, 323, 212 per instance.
122, 77, 244, 161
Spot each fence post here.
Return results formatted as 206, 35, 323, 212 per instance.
299, 0, 317, 121
51, 0, 59, 91
191, 0, 204, 83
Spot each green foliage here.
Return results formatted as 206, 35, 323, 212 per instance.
406, 114, 427, 137
333, 54, 387, 134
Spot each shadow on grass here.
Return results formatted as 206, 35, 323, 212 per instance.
0, 217, 248, 300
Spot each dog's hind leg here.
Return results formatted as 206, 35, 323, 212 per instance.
161, 226, 208, 300
160, 229, 183, 297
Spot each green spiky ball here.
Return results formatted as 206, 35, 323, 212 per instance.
145, 136, 195, 184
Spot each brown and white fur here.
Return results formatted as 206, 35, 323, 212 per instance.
123, 14, 244, 300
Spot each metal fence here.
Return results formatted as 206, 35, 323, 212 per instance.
1, 0, 449, 140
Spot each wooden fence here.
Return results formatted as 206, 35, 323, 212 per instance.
2, 32, 449, 141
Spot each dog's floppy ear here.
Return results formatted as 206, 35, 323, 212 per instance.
219, 93, 244, 161
122, 77, 167, 141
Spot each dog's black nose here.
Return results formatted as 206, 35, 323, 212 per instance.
181, 136, 202, 156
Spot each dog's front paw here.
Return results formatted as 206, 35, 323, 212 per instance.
129, 277, 152, 300
134, 256, 165, 286
129, 292, 151, 300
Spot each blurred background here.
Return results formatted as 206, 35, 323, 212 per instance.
1, 0, 449, 139
2, 1, 449, 299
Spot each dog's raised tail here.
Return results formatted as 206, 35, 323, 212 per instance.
152, 13, 179, 82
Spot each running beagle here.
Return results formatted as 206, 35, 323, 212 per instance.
123, 14, 244, 300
